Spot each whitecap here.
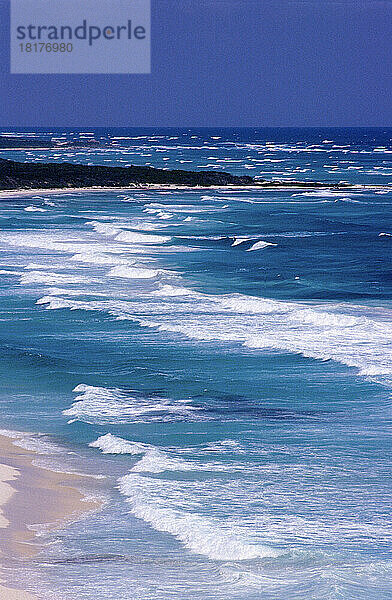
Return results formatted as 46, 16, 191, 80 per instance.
232, 237, 250, 246
151, 284, 195, 297
63, 384, 200, 424
89, 434, 151, 455
24, 206, 47, 212
246, 240, 277, 251
115, 231, 171, 244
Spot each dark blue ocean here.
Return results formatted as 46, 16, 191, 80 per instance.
0, 128, 392, 599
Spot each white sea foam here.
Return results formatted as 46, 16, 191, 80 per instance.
20, 271, 92, 285
115, 231, 171, 244
63, 384, 200, 424
26, 188, 392, 402
0, 428, 26, 440
151, 284, 195, 296
246, 240, 277, 251
291, 190, 352, 198
130, 448, 234, 474
37, 296, 79, 309
37, 290, 392, 383
86, 221, 121, 236
24, 206, 47, 212
46, 287, 106, 297
231, 237, 250, 246
0, 428, 63, 454
145, 204, 223, 215
268, 231, 339, 239
70, 252, 129, 265
89, 433, 151, 455
157, 212, 173, 220
108, 266, 160, 279
12, 435, 64, 454
118, 473, 279, 560
130, 449, 200, 473
0, 232, 119, 255
130, 221, 175, 231
204, 439, 245, 453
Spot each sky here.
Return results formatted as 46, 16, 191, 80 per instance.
0, 0, 392, 127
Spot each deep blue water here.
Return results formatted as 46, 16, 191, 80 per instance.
0, 128, 392, 599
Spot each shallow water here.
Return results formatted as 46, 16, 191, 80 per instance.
0, 128, 392, 599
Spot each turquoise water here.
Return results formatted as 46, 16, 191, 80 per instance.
0, 128, 392, 599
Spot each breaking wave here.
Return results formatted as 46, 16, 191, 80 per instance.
36, 287, 392, 385
63, 384, 201, 424
118, 473, 279, 561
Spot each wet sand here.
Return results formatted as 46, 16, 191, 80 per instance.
0, 434, 103, 599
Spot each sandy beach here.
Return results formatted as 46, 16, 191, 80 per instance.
0, 434, 103, 599
0, 182, 379, 200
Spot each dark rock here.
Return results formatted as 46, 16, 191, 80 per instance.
0, 157, 256, 189
0, 158, 352, 191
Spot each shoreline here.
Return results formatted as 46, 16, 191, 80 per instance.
0, 433, 104, 599
0, 156, 387, 195
0, 182, 386, 198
